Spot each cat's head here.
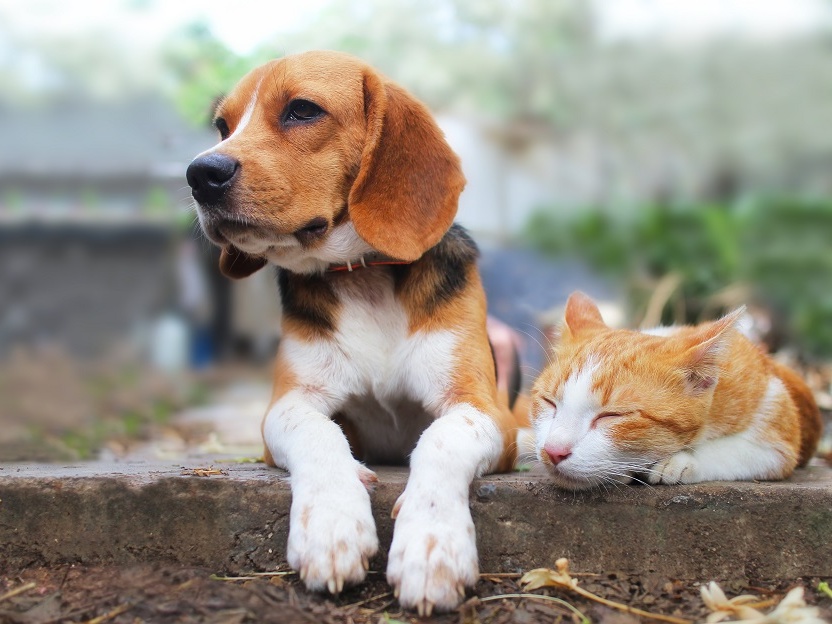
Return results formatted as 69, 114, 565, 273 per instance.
530, 291, 745, 490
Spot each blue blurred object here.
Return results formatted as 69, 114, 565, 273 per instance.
190, 325, 215, 369
479, 244, 616, 385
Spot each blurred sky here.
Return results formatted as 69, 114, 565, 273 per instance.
1, 0, 829, 58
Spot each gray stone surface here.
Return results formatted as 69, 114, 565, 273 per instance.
1, 459, 830, 582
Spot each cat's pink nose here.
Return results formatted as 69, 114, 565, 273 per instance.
544, 444, 572, 465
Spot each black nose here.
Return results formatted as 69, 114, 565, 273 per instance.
186, 153, 240, 204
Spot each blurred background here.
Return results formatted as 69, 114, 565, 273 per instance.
1, 0, 830, 461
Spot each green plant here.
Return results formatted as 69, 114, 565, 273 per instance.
524, 197, 832, 357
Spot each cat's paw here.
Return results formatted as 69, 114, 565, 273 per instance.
649, 452, 700, 484
287, 472, 378, 594
386, 493, 478, 616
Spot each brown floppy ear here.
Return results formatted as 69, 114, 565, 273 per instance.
219, 245, 267, 279
348, 70, 466, 261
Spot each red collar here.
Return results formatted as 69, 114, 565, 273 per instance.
327, 258, 411, 273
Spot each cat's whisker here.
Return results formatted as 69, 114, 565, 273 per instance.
521, 322, 557, 353
597, 476, 619, 491
595, 478, 612, 495
632, 466, 663, 477
520, 365, 542, 377
594, 460, 661, 489
600, 470, 631, 482
516, 456, 539, 468
516, 327, 555, 369
605, 470, 655, 490
508, 438, 542, 470
609, 464, 658, 476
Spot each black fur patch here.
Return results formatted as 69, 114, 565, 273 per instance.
277, 269, 339, 334
276, 224, 476, 334
489, 338, 522, 411
395, 223, 479, 314
508, 340, 521, 410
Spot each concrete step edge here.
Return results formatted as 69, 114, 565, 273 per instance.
1, 461, 830, 581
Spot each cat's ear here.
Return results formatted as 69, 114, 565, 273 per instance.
563, 292, 607, 335
680, 306, 746, 392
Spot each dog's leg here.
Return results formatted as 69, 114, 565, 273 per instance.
386, 403, 503, 615
263, 390, 379, 593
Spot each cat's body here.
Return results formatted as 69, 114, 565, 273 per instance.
530, 292, 822, 489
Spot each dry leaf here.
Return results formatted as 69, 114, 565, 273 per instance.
702, 583, 825, 624
181, 467, 225, 477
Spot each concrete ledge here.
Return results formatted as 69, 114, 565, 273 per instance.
1, 460, 830, 581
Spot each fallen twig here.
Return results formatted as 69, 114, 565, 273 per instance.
480, 571, 600, 579
81, 603, 132, 624
343, 591, 393, 610
521, 558, 692, 624
367, 599, 398, 616
0, 582, 36, 603
480, 592, 590, 623
211, 571, 296, 581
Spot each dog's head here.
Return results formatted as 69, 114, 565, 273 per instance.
186, 50, 465, 278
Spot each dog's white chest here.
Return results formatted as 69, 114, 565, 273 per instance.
280, 275, 458, 428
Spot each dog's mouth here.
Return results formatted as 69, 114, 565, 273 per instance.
206, 218, 260, 244
293, 217, 329, 247
200, 216, 290, 251
201, 214, 332, 255
214, 219, 250, 242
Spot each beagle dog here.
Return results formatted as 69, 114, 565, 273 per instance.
186, 50, 526, 615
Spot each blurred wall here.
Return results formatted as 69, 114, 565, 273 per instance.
0, 222, 174, 357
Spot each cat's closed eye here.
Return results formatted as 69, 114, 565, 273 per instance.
540, 396, 557, 411
591, 411, 625, 427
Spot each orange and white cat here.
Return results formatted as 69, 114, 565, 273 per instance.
530, 292, 822, 489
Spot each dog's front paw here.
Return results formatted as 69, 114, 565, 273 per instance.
649, 451, 699, 484
287, 474, 378, 594
386, 494, 478, 616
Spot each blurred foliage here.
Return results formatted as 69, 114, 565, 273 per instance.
5, 1, 832, 198
162, 21, 262, 126
162, 0, 594, 125
157, 0, 832, 199
143, 186, 173, 215
525, 198, 832, 357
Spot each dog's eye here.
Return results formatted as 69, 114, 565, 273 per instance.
285, 99, 324, 123
215, 118, 230, 140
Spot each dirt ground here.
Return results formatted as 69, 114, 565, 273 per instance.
1, 356, 829, 623
1, 564, 829, 624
